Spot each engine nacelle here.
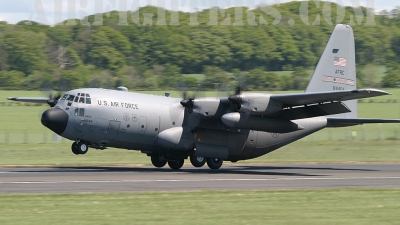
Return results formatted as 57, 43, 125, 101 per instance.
156, 127, 194, 151
236, 94, 282, 115
221, 112, 303, 133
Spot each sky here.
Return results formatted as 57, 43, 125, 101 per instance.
0, 0, 398, 25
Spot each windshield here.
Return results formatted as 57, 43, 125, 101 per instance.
66, 95, 75, 101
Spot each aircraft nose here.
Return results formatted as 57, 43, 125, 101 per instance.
41, 108, 69, 135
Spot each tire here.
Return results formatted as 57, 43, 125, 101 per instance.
190, 156, 206, 168
151, 154, 167, 168
168, 159, 184, 171
76, 142, 89, 155
71, 142, 79, 155
207, 158, 223, 170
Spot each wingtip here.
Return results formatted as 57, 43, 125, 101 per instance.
362, 89, 390, 95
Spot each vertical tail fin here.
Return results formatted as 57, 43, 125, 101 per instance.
306, 24, 357, 118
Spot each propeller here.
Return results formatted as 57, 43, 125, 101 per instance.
228, 85, 244, 111
228, 71, 247, 106
47, 93, 62, 107
180, 91, 195, 114
40, 80, 67, 108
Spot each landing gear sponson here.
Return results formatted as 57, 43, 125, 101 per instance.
150, 153, 223, 171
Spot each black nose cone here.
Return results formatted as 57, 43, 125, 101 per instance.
41, 108, 69, 135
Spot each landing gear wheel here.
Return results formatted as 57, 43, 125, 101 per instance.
151, 154, 167, 168
190, 156, 206, 168
76, 142, 89, 155
168, 159, 184, 171
71, 142, 79, 155
207, 158, 223, 170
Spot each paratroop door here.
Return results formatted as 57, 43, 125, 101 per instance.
105, 121, 120, 139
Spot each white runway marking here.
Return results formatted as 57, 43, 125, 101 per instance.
1, 177, 400, 185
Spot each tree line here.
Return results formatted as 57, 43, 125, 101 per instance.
1, 2, 400, 91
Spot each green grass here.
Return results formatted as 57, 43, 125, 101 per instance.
0, 189, 400, 225
1, 141, 400, 166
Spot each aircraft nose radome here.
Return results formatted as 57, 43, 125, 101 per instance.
41, 108, 69, 135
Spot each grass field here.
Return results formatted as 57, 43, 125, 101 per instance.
1, 140, 400, 166
0, 189, 399, 225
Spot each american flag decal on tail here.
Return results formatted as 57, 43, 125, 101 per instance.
334, 57, 347, 67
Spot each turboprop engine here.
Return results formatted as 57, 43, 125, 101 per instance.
228, 93, 282, 115
221, 112, 303, 133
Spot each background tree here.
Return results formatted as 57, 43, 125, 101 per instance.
0, 71, 25, 89
2, 30, 47, 75
0, 2, 399, 90
291, 67, 309, 90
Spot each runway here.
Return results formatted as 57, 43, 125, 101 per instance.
1, 164, 400, 194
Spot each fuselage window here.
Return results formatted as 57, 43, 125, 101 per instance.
79, 108, 85, 117
74, 108, 79, 116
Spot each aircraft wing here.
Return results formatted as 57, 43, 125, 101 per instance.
7, 97, 50, 104
270, 89, 389, 107
327, 118, 400, 127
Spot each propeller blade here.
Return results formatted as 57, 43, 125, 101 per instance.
235, 85, 241, 95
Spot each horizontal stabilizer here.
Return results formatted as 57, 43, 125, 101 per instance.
271, 89, 389, 107
7, 97, 50, 104
327, 118, 400, 128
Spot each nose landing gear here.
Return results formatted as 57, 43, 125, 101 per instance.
71, 141, 89, 155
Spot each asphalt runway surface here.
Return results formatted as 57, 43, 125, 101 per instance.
1, 164, 400, 194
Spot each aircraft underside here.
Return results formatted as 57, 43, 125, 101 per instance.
65, 117, 328, 170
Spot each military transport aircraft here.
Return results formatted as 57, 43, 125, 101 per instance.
7, 24, 400, 170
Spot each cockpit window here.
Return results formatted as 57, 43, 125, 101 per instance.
79, 97, 85, 103
66, 95, 75, 101
74, 94, 80, 103
86, 94, 91, 104
61, 94, 68, 100
66, 93, 91, 105
79, 108, 85, 117
74, 108, 85, 117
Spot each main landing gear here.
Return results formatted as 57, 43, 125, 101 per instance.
71, 141, 89, 155
150, 154, 223, 171
151, 154, 167, 168
206, 158, 223, 170
190, 156, 206, 168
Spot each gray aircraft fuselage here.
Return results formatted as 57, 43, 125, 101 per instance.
49, 88, 327, 162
